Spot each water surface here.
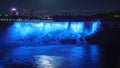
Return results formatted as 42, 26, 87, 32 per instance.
0, 44, 102, 68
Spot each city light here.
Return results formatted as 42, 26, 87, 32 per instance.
11, 8, 17, 11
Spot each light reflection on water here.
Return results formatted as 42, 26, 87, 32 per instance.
0, 45, 101, 68
35, 55, 64, 68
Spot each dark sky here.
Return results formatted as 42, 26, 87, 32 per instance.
0, 0, 120, 15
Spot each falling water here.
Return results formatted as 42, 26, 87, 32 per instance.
0, 21, 101, 44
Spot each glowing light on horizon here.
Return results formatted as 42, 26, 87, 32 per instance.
11, 8, 17, 11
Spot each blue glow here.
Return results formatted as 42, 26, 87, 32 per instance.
0, 45, 100, 68
90, 45, 100, 57
91, 22, 100, 33
90, 45, 101, 67
70, 22, 84, 33
34, 23, 44, 27
71, 47, 85, 58
3, 21, 101, 43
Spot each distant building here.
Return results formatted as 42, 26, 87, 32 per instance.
22, 9, 27, 16
29, 11, 35, 17
60, 12, 69, 16
40, 15, 53, 20
9, 8, 19, 16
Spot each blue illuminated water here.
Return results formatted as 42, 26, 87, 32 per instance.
0, 45, 101, 68
0, 21, 120, 68
0, 21, 101, 44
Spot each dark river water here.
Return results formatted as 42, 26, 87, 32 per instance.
0, 44, 120, 68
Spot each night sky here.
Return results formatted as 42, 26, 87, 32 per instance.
0, 0, 120, 15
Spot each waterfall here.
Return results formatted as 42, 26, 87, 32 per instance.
1, 21, 101, 44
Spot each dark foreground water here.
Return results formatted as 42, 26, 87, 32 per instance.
0, 44, 120, 68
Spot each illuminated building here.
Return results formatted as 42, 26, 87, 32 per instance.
9, 8, 19, 16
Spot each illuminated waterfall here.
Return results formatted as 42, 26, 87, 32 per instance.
2, 21, 101, 44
